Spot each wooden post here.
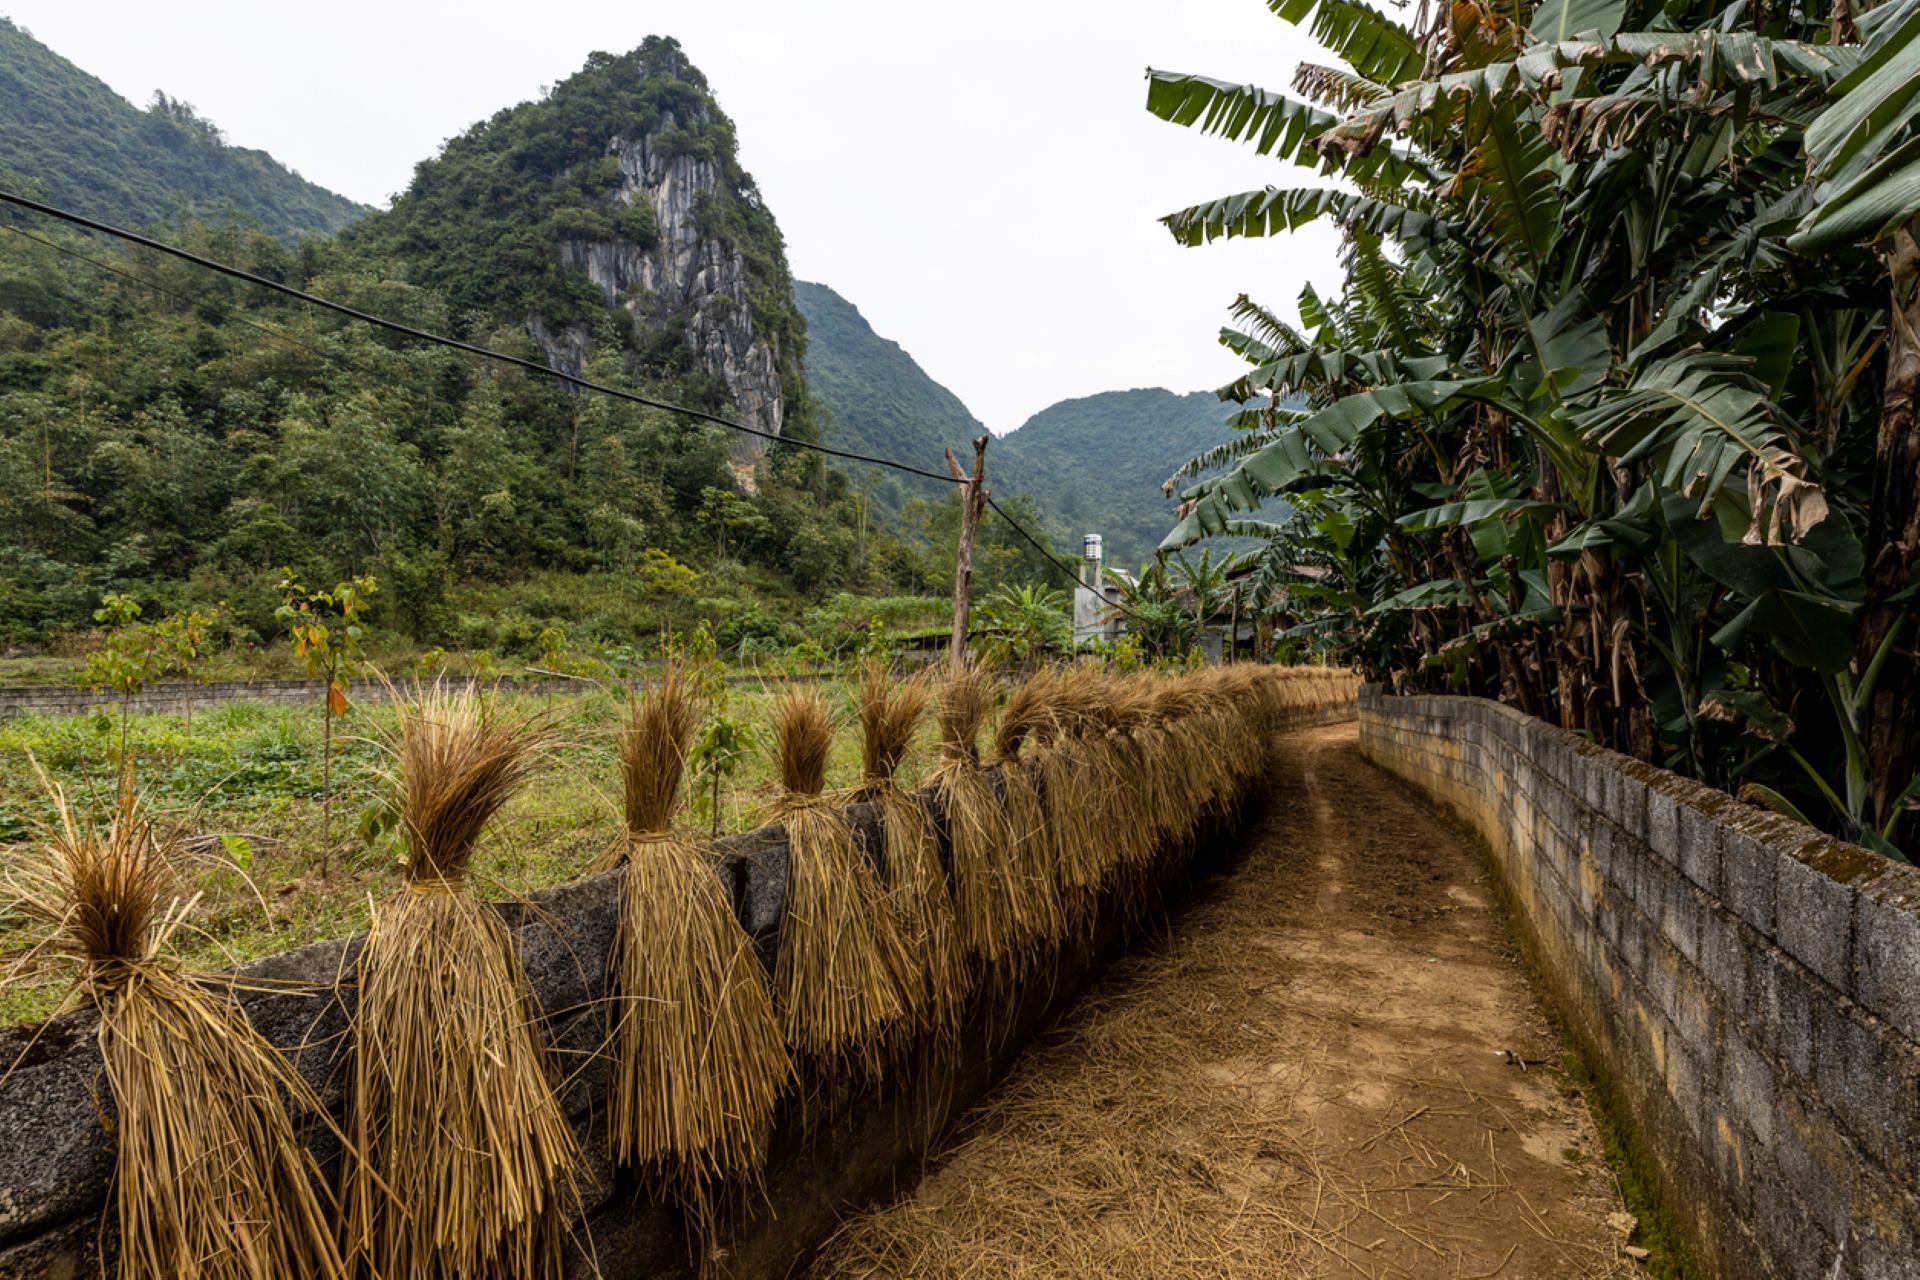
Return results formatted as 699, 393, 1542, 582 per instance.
1227, 584, 1242, 665
946, 435, 989, 673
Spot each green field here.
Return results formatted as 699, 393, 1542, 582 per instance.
0, 677, 946, 1026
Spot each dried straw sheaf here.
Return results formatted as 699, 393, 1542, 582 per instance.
1086, 674, 1163, 873
769, 688, 914, 1074
932, 667, 1051, 973
595, 663, 789, 1192
852, 662, 967, 1042
1019, 668, 1122, 900
4, 776, 347, 1280
341, 687, 577, 1280
989, 675, 1070, 953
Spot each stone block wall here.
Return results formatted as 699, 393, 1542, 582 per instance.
0, 677, 587, 719
1359, 688, 1920, 1279
0, 700, 1353, 1278
0, 673, 841, 720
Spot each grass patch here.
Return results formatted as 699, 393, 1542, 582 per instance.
1, 676, 932, 1026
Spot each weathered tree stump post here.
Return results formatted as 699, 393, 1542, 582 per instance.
1227, 583, 1242, 664
946, 435, 989, 674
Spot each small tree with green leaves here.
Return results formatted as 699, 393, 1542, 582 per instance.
157, 604, 223, 731
80, 593, 168, 785
676, 621, 753, 835
275, 569, 377, 875
689, 709, 757, 838
78, 597, 227, 783
976, 584, 1070, 671
635, 547, 699, 597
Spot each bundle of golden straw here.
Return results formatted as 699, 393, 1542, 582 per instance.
595, 662, 789, 1189
340, 686, 577, 1280
768, 687, 914, 1075
852, 661, 967, 1042
932, 666, 1054, 973
4, 776, 347, 1280
1084, 673, 1162, 873
1013, 667, 1123, 902
990, 673, 1071, 954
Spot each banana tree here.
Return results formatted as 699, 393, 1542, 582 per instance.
1792, 0, 1920, 842
1146, 0, 1911, 850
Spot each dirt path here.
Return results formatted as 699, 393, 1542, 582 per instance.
808, 721, 1638, 1279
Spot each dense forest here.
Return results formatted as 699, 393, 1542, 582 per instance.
1152, 0, 1920, 855
0, 19, 367, 238
0, 38, 1058, 659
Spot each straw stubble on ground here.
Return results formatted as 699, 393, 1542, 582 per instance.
809, 721, 1637, 1279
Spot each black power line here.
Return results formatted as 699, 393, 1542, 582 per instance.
0, 188, 964, 485
0, 188, 1147, 620
985, 494, 1146, 623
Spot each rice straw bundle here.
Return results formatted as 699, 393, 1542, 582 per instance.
594, 663, 789, 1191
340, 686, 577, 1280
931, 667, 1045, 973
989, 674, 1070, 952
768, 688, 913, 1075
1084, 673, 1202, 930
1087, 674, 1161, 871
1144, 676, 1228, 841
851, 662, 967, 1042
1020, 667, 1129, 897
4, 777, 347, 1280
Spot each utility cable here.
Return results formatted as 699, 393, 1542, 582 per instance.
0, 189, 1149, 621
0, 189, 966, 486
985, 494, 1147, 622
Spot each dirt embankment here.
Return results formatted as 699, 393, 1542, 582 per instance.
809, 721, 1639, 1279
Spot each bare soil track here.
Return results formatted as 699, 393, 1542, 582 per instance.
808, 721, 1639, 1279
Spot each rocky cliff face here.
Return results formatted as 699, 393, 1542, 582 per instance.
537, 118, 785, 467
350, 37, 811, 482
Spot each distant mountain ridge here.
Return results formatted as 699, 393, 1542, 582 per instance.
996, 388, 1250, 568
796, 282, 1245, 565
0, 18, 370, 237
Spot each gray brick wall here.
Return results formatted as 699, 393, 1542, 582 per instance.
1359, 688, 1920, 1280
0, 676, 591, 719
0, 673, 844, 719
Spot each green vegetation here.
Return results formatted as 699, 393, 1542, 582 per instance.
795, 281, 1278, 565
792, 281, 990, 516
0, 19, 368, 237
0, 678, 928, 1026
0, 38, 1063, 669
1152, 0, 1920, 857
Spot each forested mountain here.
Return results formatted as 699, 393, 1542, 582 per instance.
792, 281, 988, 513
995, 389, 1249, 568
0, 18, 368, 238
794, 281, 1249, 566
346, 41, 810, 459
0, 38, 1056, 652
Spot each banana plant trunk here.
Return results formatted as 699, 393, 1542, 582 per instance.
1860, 225, 1920, 844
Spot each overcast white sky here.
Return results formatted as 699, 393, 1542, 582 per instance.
5, 0, 1342, 434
